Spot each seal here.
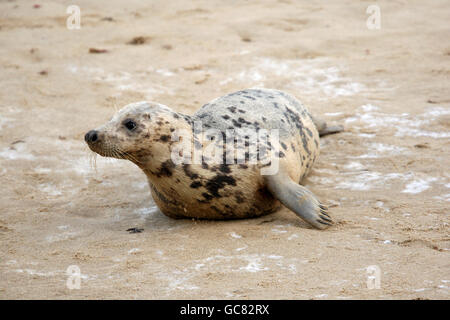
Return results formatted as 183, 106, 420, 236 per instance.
85, 88, 343, 229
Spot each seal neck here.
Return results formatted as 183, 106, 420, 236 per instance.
135, 109, 194, 177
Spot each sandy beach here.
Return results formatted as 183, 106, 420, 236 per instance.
0, 0, 449, 299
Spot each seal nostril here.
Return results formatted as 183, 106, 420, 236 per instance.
85, 130, 99, 143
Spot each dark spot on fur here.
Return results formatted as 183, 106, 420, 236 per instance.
234, 191, 245, 204
155, 159, 175, 177
227, 106, 237, 113
222, 115, 230, 120
183, 115, 192, 124
302, 135, 310, 155
202, 192, 214, 201
257, 186, 274, 200
238, 117, 251, 125
159, 135, 170, 142
232, 119, 242, 128
204, 174, 236, 198
183, 164, 199, 180
190, 181, 202, 189
280, 142, 287, 150
218, 163, 231, 174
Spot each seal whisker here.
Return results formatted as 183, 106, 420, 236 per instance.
123, 151, 141, 164
89, 152, 98, 172
112, 149, 121, 159
85, 144, 98, 172
115, 147, 141, 164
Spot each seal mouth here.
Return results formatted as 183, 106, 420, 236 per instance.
86, 139, 140, 163
84, 129, 121, 159
87, 141, 123, 159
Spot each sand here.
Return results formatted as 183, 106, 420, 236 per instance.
0, 0, 449, 299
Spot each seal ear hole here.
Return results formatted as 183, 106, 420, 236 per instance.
123, 119, 137, 131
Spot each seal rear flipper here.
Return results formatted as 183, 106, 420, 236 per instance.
310, 115, 344, 137
265, 173, 333, 229
318, 125, 344, 137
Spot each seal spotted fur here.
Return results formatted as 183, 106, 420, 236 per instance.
85, 88, 343, 229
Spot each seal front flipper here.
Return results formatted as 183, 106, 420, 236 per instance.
264, 171, 333, 230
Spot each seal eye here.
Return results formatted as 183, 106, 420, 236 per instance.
123, 119, 137, 131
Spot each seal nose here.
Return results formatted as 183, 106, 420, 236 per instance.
85, 130, 98, 143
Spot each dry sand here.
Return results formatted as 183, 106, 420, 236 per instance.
0, 0, 449, 299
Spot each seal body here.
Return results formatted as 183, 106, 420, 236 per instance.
85, 88, 339, 229
194, 89, 320, 181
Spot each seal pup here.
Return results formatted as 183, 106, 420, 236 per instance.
85, 88, 343, 229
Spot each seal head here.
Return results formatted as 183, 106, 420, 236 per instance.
85, 101, 186, 166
